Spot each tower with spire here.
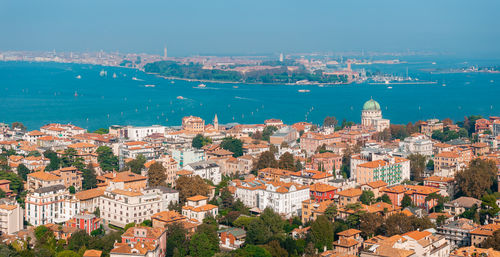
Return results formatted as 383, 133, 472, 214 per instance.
213, 114, 219, 131
164, 45, 168, 60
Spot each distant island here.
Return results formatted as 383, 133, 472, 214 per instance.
144, 60, 349, 84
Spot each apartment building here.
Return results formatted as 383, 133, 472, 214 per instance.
99, 186, 178, 228
25, 185, 80, 226
0, 200, 23, 235
182, 195, 218, 223
183, 160, 221, 185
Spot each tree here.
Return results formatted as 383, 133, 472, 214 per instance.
11, 122, 26, 131
68, 186, 76, 194
247, 208, 284, 244
401, 194, 413, 208
126, 154, 147, 174
93, 128, 109, 134
408, 154, 426, 181
360, 190, 375, 205
220, 187, 234, 209
255, 151, 278, 170
233, 216, 257, 229
82, 163, 97, 190
382, 213, 434, 236
175, 175, 210, 204
67, 230, 91, 250
147, 162, 167, 187
442, 118, 453, 126
323, 116, 338, 128
377, 194, 392, 205
27, 151, 41, 157
96, 146, 118, 172
278, 152, 295, 171
436, 215, 447, 227
44, 150, 61, 171
262, 126, 278, 141
233, 244, 272, 257
456, 159, 497, 199
166, 222, 189, 257
263, 240, 289, 257
308, 215, 333, 251
324, 203, 337, 221
295, 159, 303, 171
426, 159, 434, 171
360, 212, 384, 238
220, 137, 243, 157
192, 134, 212, 149
189, 233, 215, 257
17, 164, 31, 181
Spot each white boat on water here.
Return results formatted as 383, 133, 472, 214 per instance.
99, 70, 107, 77
197, 83, 206, 88
176, 96, 185, 100
233, 86, 239, 89
75, 75, 81, 79
387, 86, 393, 89
144, 84, 156, 88
113, 73, 117, 78
132, 77, 139, 81
298, 89, 310, 93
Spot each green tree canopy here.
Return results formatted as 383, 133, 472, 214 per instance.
192, 134, 212, 149
147, 162, 167, 187
220, 137, 243, 157
96, 146, 118, 172
456, 158, 497, 199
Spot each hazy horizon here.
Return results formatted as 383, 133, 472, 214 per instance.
1, 0, 499, 57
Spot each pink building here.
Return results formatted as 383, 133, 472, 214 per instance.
310, 152, 342, 173
66, 212, 102, 234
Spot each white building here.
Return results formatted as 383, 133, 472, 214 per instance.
183, 160, 221, 185
126, 125, 166, 141
0, 200, 24, 235
181, 195, 218, 223
361, 98, 390, 132
25, 185, 80, 226
99, 186, 178, 228
232, 178, 310, 217
399, 134, 433, 156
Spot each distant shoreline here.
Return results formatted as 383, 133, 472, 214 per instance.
147, 72, 351, 86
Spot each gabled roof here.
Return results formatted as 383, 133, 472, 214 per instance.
28, 171, 61, 181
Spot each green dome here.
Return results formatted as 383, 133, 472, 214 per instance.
363, 99, 381, 110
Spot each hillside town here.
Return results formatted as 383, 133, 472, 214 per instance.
0, 99, 499, 257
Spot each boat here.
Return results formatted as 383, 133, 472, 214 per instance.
170, 81, 175, 84
432, 62, 437, 65
387, 86, 393, 89
132, 77, 139, 81
490, 80, 494, 83
74, 91, 78, 97
75, 75, 81, 79
197, 83, 206, 88
298, 89, 310, 93
176, 96, 185, 100
442, 83, 446, 87
233, 86, 239, 89
144, 84, 156, 88
318, 84, 325, 87
99, 70, 107, 77
113, 73, 117, 78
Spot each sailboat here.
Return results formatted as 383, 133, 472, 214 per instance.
113, 73, 117, 78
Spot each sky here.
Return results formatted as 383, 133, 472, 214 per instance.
1, 0, 499, 57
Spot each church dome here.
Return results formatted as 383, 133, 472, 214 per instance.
363, 99, 381, 111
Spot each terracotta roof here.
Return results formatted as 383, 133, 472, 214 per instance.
337, 228, 361, 237
309, 183, 338, 192
110, 242, 157, 255
75, 188, 104, 201
151, 211, 186, 223
334, 237, 359, 247
337, 188, 362, 197
0, 204, 17, 211
112, 189, 143, 197
424, 176, 454, 183
28, 171, 61, 181
83, 250, 102, 257
435, 151, 460, 158
68, 142, 97, 148
428, 212, 453, 219
403, 230, 431, 241
364, 180, 388, 189
28, 130, 45, 136
471, 224, 500, 236
176, 170, 194, 176
122, 225, 166, 239
451, 246, 500, 257
182, 204, 218, 212
358, 160, 388, 169
103, 171, 147, 183
187, 195, 208, 202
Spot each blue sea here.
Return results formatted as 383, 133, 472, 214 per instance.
0, 57, 499, 131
